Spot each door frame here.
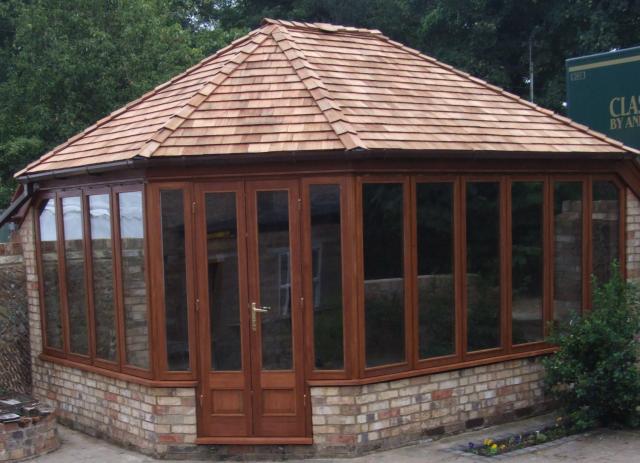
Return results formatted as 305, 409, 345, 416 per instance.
194, 178, 311, 444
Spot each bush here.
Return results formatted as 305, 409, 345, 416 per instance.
543, 263, 640, 430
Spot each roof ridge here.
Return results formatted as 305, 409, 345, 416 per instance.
14, 27, 265, 177
262, 18, 383, 36
270, 24, 366, 150
138, 28, 273, 158
373, 34, 640, 156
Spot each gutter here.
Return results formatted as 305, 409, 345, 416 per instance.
0, 183, 35, 229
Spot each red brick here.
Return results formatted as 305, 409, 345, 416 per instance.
432, 389, 453, 400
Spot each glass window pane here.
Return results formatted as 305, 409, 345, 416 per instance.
554, 182, 582, 324
89, 194, 116, 361
119, 191, 149, 369
310, 184, 344, 370
511, 182, 544, 344
417, 183, 455, 359
207, 192, 241, 371
592, 181, 620, 283
161, 190, 189, 371
258, 191, 293, 370
466, 182, 501, 351
38, 199, 62, 349
363, 183, 405, 367
62, 196, 88, 355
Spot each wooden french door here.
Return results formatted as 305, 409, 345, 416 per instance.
195, 179, 308, 442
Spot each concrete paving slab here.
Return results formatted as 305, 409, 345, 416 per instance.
32, 418, 640, 463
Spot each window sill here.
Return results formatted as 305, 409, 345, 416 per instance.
38, 353, 198, 388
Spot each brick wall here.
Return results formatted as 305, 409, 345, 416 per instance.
627, 188, 640, 282
310, 358, 547, 456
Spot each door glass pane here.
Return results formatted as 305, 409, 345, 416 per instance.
554, 182, 582, 324
592, 181, 619, 284
206, 192, 241, 371
38, 199, 62, 349
161, 190, 189, 371
466, 182, 501, 352
257, 190, 293, 370
511, 182, 544, 345
119, 191, 149, 369
310, 184, 344, 370
89, 194, 116, 361
363, 183, 405, 368
417, 183, 455, 359
62, 196, 88, 355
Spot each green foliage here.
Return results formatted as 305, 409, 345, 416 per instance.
1, 0, 639, 209
543, 263, 640, 429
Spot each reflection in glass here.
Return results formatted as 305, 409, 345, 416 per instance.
363, 183, 405, 367
511, 182, 543, 344
417, 183, 455, 359
62, 196, 88, 355
119, 191, 149, 369
89, 194, 116, 361
207, 192, 241, 371
161, 190, 189, 371
258, 190, 293, 370
310, 185, 344, 370
466, 182, 501, 351
592, 181, 619, 284
554, 182, 582, 324
39, 199, 62, 349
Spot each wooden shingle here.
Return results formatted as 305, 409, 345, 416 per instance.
18, 19, 638, 176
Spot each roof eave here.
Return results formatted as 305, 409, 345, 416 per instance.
14, 148, 636, 185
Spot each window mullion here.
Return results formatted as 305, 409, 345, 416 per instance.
82, 192, 97, 362
112, 190, 126, 371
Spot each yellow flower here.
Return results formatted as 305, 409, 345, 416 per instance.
491, 444, 497, 450
484, 438, 493, 446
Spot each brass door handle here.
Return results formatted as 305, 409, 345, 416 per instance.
250, 302, 271, 331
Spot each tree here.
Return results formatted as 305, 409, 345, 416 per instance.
0, 0, 205, 206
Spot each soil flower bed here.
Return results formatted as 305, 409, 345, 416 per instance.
466, 417, 579, 457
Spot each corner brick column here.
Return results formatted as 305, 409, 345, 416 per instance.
626, 188, 640, 283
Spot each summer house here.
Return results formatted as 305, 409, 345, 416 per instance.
2, 18, 640, 458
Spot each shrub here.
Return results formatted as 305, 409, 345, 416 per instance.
543, 263, 640, 430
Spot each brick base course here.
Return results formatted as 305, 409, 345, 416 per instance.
311, 357, 548, 456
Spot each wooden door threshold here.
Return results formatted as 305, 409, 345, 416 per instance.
195, 436, 313, 445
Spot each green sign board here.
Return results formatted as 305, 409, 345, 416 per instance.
566, 46, 640, 149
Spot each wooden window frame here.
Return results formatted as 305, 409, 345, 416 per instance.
507, 176, 550, 354
33, 171, 628, 389
461, 176, 509, 362
147, 182, 197, 381
357, 176, 413, 378
85, 186, 121, 372
58, 189, 92, 365
301, 176, 356, 381
35, 193, 65, 357
413, 176, 462, 370
114, 184, 153, 379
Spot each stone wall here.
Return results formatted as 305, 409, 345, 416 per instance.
0, 411, 58, 462
0, 240, 29, 394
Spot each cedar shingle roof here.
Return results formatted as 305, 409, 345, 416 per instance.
18, 19, 638, 176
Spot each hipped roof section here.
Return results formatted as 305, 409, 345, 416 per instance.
17, 18, 638, 177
